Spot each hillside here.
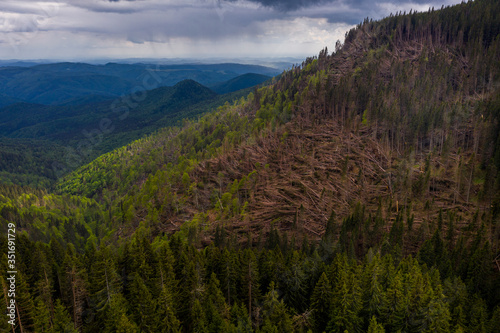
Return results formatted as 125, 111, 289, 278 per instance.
0, 80, 256, 187
60, 0, 500, 239
209, 73, 272, 94
1, 1, 500, 332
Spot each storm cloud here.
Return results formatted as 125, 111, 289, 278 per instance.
0, 0, 463, 61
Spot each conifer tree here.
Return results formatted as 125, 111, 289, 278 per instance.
261, 282, 293, 332
192, 298, 208, 333
33, 299, 51, 333
128, 273, 156, 332
310, 272, 332, 332
89, 246, 121, 314
204, 272, 230, 332
362, 253, 387, 325
103, 293, 136, 333
240, 249, 261, 321
230, 302, 253, 332
328, 264, 362, 333
367, 316, 385, 333
220, 248, 239, 306
116, 313, 140, 333
15, 272, 36, 333
384, 270, 408, 332
280, 250, 307, 312
52, 299, 78, 333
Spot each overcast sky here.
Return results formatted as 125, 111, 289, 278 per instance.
0, 0, 463, 61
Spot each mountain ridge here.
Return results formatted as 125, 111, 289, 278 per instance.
0, 62, 280, 105
209, 73, 272, 94
57, 0, 500, 256
1, 2, 500, 331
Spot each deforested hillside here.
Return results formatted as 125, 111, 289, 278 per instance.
3, 1, 500, 332
59, 0, 500, 242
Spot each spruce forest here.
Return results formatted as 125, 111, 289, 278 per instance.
1, 1, 500, 332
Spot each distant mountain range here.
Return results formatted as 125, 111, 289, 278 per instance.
0, 62, 279, 105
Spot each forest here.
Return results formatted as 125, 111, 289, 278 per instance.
1, 0, 500, 332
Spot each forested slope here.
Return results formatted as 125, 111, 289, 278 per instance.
1, 1, 500, 332
0, 80, 256, 187
59, 0, 500, 240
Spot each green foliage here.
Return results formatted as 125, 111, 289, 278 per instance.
52, 299, 78, 333
1, 2, 500, 333
1, 215, 499, 333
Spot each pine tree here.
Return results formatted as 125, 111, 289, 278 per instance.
60, 248, 87, 331
204, 273, 229, 332
116, 313, 140, 333
89, 246, 121, 314
384, 270, 408, 332
33, 299, 51, 333
230, 302, 253, 333
128, 273, 156, 332
220, 248, 238, 306
103, 293, 136, 333
368, 316, 385, 333
422, 297, 451, 333
176, 250, 204, 331
362, 253, 387, 326
15, 271, 36, 332
192, 298, 208, 333
328, 263, 362, 333
280, 250, 307, 312
240, 249, 260, 321
261, 282, 293, 332
52, 299, 78, 333
467, 296, 489, 333
310, 272, 332, 332
155, 285, 182, 333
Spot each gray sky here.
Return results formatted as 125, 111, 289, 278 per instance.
0, 0, 463, 61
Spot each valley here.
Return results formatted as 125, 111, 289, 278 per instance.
0, 1, 499, 332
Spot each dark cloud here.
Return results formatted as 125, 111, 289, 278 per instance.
0, 0, 464, 60
228, 0, 451, 13
246, 0, 327, 11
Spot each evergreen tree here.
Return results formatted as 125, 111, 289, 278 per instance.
261, 282, 293, 332
52, 299, 78, 333
128, 273, 156, 332
204, 273, 230, 332
156, 285, 182, 333
116, 313, 140, 333
33, 299, 51, 333
103, 293, 136, 333
192, 298, 208, 333
384, 270, 409, 332
230, 302, 253, 333
328, 262, 362, 333
240, 249, 261, 321
362, 253, 387, 323
310, 272, 332, 332
15, 271, 36, 332
367, 316, 385, 333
